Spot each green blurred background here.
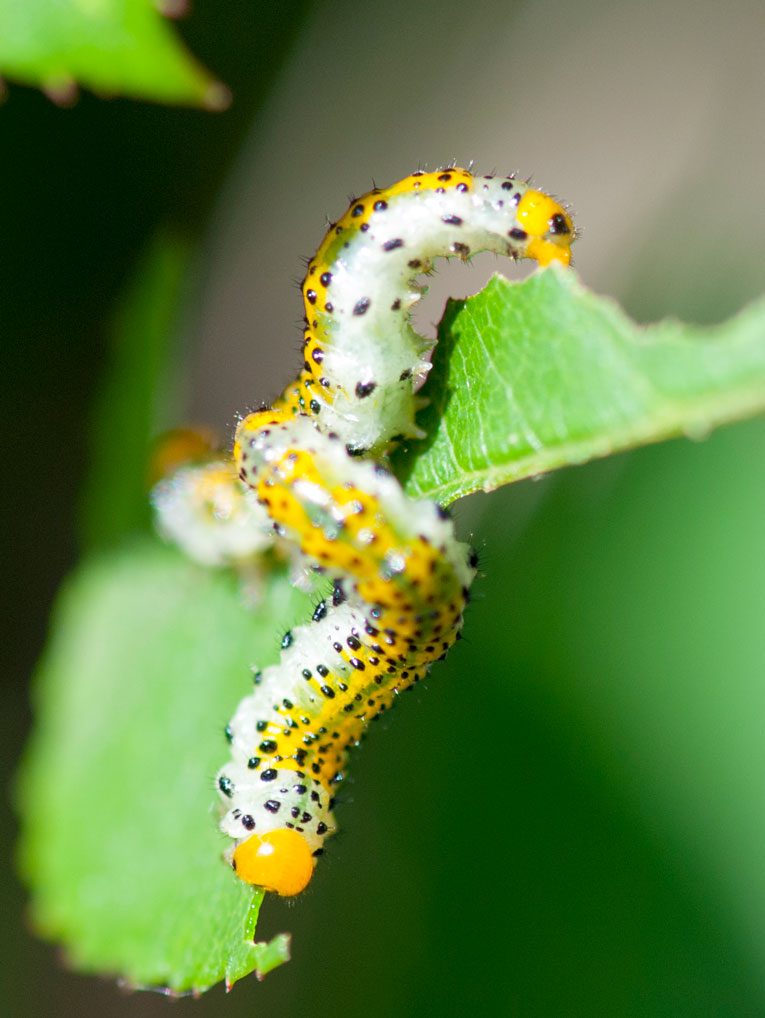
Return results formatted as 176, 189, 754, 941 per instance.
4, 0, 765, 1014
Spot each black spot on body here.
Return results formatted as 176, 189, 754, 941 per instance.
549, 212, 570, 235
355, 380, 377, 398
353, 297, 371, 316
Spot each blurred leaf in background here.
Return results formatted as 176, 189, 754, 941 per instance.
78, 232, 194, 549
0, 0, 225, 107
18, 539, 308, 991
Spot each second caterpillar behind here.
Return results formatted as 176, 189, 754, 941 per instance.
155, 167, 576, 898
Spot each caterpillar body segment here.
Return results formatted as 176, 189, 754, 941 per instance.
217, 414, 476, 894
271, 168, 574, 455
152, 454, 272, 568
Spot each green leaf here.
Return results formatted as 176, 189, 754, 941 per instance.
251, 932, 292, 981
79, 231, 195, 550
17, 268, 765, 993
396, 267, 765, 504
17, 540, 309, 992
0, 0, 226, 107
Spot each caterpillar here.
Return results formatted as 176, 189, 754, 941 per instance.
154, 168, 575, 898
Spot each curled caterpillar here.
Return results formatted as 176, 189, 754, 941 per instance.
272, 167, 573, 455
155, 168, 575, 897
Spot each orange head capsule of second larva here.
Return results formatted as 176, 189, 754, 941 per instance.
232, 829, 315, 897
516, 189, 575, 267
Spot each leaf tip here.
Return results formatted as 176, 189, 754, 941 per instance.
202, 80, 232, 113
254, 933, 292, 981
42, 73, 79, 108
154, 0, 190, 17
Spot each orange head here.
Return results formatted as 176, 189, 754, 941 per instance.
232, 829, 315, 897
516, 188, 575, 267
